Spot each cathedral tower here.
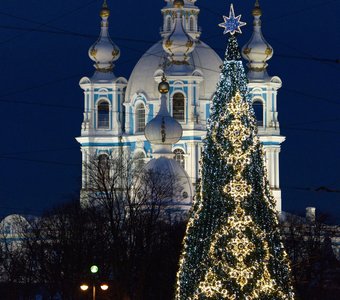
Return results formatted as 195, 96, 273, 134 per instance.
161, 0, 201, 40
242, 0, 285, 211
76, 1, 128, 203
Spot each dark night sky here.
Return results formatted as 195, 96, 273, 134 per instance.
0, 0, 339, 222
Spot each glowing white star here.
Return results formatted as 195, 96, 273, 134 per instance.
219, 4, 246, 35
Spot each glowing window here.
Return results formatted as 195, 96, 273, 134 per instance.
173, 149, 185, 169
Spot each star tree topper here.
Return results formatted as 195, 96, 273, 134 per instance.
219, 4, 246, 35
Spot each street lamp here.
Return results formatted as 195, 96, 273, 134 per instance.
80, 265, 109, 300
80, 283, 109, 300
80, 284, 89, 291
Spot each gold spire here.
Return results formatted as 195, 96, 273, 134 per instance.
100, 0, 110, 18
252, 0, 262, 17
174, 0, 184, 9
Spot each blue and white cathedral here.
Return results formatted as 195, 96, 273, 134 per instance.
76, 0, 285, 211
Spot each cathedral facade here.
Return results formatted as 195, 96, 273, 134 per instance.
76, 0, 285, 211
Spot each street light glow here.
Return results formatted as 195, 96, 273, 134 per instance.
80, 284, 89, 291
100, 284, 109, 291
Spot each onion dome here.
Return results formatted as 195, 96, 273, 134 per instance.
242, 0, 273, 78
145, 75, 182, 146
163, 2, 195, 65
88, 1, 120, 73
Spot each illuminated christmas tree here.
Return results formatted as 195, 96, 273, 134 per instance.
175, 4, 295, 300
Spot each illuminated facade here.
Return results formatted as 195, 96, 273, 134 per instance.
76, 0, 285, 211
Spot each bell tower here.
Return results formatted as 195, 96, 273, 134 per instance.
161, 0, 200, 40
76, 1, 128, 205
242, 1, 285, 211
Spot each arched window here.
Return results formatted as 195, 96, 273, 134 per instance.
253, 100, 264, 126
173, 149, 185, 169
189, 17, 195, 31
97, 101, 110, 129
98, 154, 110, 178
136, 103, 146, 133
173, 93, 185, 122
134, 151, 146, 170
166, 16, 172, 31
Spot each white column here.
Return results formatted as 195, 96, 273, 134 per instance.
186, 142, 199, 186
187, 82, 194, 128
275, 149, 280, 189
112, 87, 118, 134
89, 88, 95, 129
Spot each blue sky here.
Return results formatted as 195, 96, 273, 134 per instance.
0, 0, 339, 222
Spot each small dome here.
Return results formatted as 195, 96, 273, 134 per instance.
88, 3, 120, 72
242, 0, 273, 77
143, 157, 193, 209
145, 75, 182, 146
145, 115, 183, 145
0, 214, 31, 237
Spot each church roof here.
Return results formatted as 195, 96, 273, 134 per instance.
125, 40, 222, 103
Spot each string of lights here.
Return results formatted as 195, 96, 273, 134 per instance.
175, 29, 295, 299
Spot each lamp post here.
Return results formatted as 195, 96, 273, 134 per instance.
80, 265, 109, 300
80, 283, 109, 300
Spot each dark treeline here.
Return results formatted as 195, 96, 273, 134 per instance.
0, 201, 186, 300
1, 206, 340, 299
0, 155, 340, 299
280, 213, 340, 300
0, 155, 187, 299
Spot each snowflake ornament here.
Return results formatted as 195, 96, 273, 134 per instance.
219, 4, 246, 35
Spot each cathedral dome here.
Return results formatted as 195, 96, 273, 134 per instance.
125, 41, 222, 103
143, 157, 193, 209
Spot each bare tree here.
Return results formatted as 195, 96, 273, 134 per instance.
82, 153, 182, 298
280, 213, 340, 300
0, 154, 186, 299
0, 215, 37, 299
